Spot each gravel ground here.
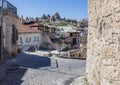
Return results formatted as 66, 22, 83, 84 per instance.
0, 52, 86, 85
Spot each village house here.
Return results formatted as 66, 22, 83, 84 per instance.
50, 26, 87, 59
56, 26, 87, 49
18, 19, 56, 51
18, 22, 42, 51
0, 1, 19, 58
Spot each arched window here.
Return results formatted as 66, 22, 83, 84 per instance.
37, 36, 39, 42
12, 25, 18, 45
12, 25, 16, 44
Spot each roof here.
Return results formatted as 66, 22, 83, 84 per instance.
57, 26, 77, 33
29, 23, 48, 28
22, 21, 47, 27
18, 24, 40, 33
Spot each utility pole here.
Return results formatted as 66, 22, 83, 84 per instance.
59, 38, 61, 57
0, 0, 4, 61
59, 33, 63, 57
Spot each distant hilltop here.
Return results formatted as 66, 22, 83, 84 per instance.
19, 12, 88, 28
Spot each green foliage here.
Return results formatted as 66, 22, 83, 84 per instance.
40, 21, 50, 25
55, 22, 68, 26
84, 77, 89, 84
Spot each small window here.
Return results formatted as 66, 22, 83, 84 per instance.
12, 25, 16, 45
20, 37, 22, 43
73, 54, 75, 57
66, 54, 68, 57
37, 36, 39, 42
29, 37, 31, 42
26, 37, 28, 42
33, 36, 36, 42
79, 54, 81, 57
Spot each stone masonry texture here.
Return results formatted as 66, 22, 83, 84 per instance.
3, 13, 19, 55
87, 0, 120, 85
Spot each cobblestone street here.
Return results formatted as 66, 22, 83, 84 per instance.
0, 53, 86, 85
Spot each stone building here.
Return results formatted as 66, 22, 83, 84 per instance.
18, 23, 42, 51
87, 0, 120, 85
1, 1, 19, 58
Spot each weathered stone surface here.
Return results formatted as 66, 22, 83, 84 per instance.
87, 0, 120, 85
2, 13, 19, 55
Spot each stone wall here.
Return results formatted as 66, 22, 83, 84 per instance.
3, 14, 19, 55
87, 0, 120, 85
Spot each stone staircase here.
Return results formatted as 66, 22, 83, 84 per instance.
22, 46, 30, 51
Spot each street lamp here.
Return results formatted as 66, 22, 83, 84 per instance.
0, 0, 4, 61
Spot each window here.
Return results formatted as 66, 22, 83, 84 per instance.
37, 36, 39, 42
79, 54, 81, 57
29, 37, 31, 42
26, 37, 28, 42
16, 29, 19, 40
73, 54, 75, 57
12, 25, 16, 45
33, 36, 36, 42
20, 37, 22, 43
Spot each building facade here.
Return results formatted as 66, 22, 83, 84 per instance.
18, 23, 42, 51
0, 1, 19, 58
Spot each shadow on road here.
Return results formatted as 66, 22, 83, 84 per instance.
0, 67, 27, 85
0, 52, 51, 85
14, 52, 51, 69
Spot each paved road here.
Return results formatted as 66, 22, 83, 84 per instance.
0, 52, 86, 85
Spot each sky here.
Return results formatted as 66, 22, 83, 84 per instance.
8, 0, 88, 19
